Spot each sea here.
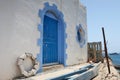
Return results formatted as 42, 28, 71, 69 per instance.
108, 53, 120, 73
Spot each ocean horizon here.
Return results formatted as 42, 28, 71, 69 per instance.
108, 53, 120, 73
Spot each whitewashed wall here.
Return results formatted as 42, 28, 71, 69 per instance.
0, 0, 87, 79
0, 0, 40, 79
62, 0, 88, 65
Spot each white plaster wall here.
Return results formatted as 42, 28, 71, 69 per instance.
78, 3, 88, 64
0, 0, 87, 79
61, 0, 88, 65
0, 0, 40, 79
77, 2, 88, 64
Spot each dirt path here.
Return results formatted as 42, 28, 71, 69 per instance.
93, 60, 120, 80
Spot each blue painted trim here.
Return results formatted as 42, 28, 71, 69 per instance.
37, 24, 43, 72
37, 2, 67, 72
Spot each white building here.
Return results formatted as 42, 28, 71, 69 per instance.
0, 0, 87, 79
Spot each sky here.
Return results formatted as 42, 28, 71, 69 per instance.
80, 0, 120, 53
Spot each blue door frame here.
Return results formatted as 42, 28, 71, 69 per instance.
37, 3, 67, 72
43, 15, 58, 64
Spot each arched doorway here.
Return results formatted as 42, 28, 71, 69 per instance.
43, 12, 58, 65
38, 3, 67, 71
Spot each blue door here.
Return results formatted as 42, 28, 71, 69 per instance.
43, 15, 58, 64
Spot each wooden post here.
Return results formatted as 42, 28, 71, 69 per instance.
102, 27, 111, 74
93, 43, 96, 62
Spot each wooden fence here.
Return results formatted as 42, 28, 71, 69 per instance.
88, 42, 104, 63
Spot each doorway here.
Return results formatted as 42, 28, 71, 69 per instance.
43, 15, 58, 65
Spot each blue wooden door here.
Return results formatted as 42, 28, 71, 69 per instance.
43, 15, 58, 64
